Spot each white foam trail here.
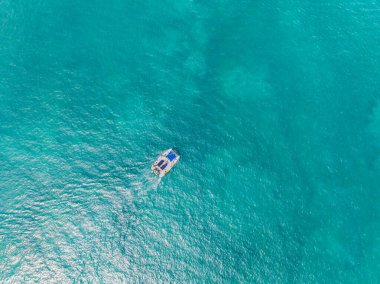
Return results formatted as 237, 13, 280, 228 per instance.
143, 170, 161, 190
151, 176, 162, 190
130, 170, 162, 194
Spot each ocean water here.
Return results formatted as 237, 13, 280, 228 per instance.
1, 0, 380, 282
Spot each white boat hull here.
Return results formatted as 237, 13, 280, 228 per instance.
151, 149, 180, 177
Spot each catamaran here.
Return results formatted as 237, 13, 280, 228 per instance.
151, 149, 180, 177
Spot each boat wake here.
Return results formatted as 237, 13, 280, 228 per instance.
150, 176, 162, 190
144, 169, 162, 190
129, 169, 162, 193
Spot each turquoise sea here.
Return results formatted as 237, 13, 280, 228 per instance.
1, 0, 380, 282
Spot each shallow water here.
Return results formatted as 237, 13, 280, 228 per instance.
1, 0, 380, 282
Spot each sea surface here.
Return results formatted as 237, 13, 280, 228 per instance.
1, 0, 380, 282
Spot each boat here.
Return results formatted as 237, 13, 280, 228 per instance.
151, 149, 180, 177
